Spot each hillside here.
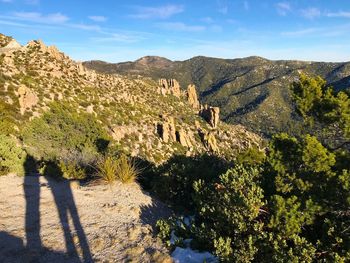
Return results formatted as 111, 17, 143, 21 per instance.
0, 33, 262, 164
84, 56, 350, 136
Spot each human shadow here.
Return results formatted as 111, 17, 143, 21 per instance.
22, 156, 93, 262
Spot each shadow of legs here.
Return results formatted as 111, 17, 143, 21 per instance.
48, 176, 93, 262
24, 156, 41, 257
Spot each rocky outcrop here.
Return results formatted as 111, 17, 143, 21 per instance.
17, 85, 39, 115
157, 116, 193, 148
158, 79, 181, 97
187, 84, 200, 109
199, 129, 219, 152
26, 40, 66, 61
0, 39, 21, 51
157, 116, 176, 143
200, 105, 220, 129
176, 129, 192, 148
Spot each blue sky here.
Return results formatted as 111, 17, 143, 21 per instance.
0, 0, 350, 62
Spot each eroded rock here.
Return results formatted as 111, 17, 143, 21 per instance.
158, 78, 181, 97
199, 129, 219, 152
187, 84, 200, 109
200, 105, 220, 129
17, 85, 39, 115
157, 115, 176, 143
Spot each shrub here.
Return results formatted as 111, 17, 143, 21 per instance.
22, 102, 110, 160
152, 154, 230, 210
0, 134, 26, 176
116, 154, 139, 183
96, 154, 139, 184
96, 155, 119, 184
59, 160, 86, 180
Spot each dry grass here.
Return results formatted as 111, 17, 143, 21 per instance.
96, 154, 139, 184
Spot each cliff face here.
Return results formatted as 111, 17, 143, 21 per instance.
0, 34, 262, 165
84, 56, 350, 136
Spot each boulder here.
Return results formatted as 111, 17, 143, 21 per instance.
200, 105, 220, 129
187, 84, 200, 109
17, 85, 39, 115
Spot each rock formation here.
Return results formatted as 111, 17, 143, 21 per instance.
157, 116, 176, 143
187, 84, 200, 109
17, 85, 39, 115
200, 105, 220, 129
176, 129, 192, 148
199, 129, 219, 152
158, 79, 181, 97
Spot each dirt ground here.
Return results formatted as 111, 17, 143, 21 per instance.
0, 174, 173, 262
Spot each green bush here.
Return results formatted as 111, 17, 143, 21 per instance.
22, 102, 110, 161
152, 154, 230, 210
0, 135, 26, 176
59, 160, 86, 180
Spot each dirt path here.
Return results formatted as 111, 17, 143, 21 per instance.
0, 174, 172, 262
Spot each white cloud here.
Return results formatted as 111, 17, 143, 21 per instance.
276, 2, 291, 16
12, 12, 69, 23
88, 15, 107, 22
300, 7, 321, 19
156, 22, 206, 32
129, 4, 184, 19
327, 11, 350, 18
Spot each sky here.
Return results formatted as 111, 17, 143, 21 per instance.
0, 0, 350, 62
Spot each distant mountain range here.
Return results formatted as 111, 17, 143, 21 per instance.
84, 56, 350, 136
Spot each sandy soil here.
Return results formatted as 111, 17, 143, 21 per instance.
0, 174, 172, 262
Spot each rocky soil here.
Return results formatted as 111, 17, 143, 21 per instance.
0, 174, 172, 263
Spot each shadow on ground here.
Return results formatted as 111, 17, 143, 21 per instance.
0, 155, 93, 263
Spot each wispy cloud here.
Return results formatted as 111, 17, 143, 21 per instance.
281, 28, 319, 37
129, 4, 184, 19
1, 0, 13, 3
276, 2, 291, 16
156, 22, 206, 32
12, 12, 69, 23
281, 24, 350, 37
327, 11, 350, 18
300, 7, 321, 19
88, 15, 107, 22
91, 32, 147, 43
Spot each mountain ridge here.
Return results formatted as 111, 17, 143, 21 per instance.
84, 55, 350, 136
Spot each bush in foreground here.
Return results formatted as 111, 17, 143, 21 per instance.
0, 134, 26, 176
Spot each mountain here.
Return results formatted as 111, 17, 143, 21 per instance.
0, 33, 261, 164
84, 56, 350, 136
